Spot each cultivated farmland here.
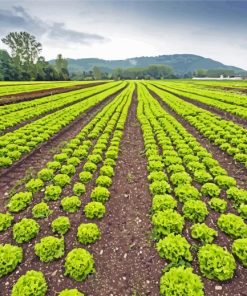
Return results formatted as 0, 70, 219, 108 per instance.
0, 80, 247, 296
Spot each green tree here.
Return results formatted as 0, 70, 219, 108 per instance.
54, 54, 69, 80
92, 66, 102, 80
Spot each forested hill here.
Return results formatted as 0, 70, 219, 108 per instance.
52, 54, 245, 75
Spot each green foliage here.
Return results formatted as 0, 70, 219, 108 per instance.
214, 175, 236, 189
182, 200, 208, 223
32, 202, 52, 219
25, 178, 44, 193
149, 180, 171, 195
54, 153, 68, 163
226, 187, 247, 205
7, 192, 33, 213
191, 223, 217, 244
104, 158, 116, 167
232, 238, 247, 267
170, 172, 192, 186
58, 289, 84, 296
84, 202, 106, 219
193, 170, 212, 184
34, 236, 64, 262
44, 185, 62, 201
160, 267, 204, 296
51, 216, 70, 235
238, 203, 247, 219
217, 213, 247, 238
96, 176, 112, 188
11, 270, 47, 296
77, 223, 101, 245
37, 168, 54, 182
201, 183, 221, 198
47, 161, 61, 171
79, 171, 93, 184
152, 209, 184, 240
198, 244, 236, 281
53, 174, 71, 187
0, 244, 23, 278
148, 171, 167, 182
61, 196, 81, 213
148, 160, 164, 172
88, 153, 102, 164
152, 195, 177, 212
156, 234, 192, 263
90, 186, 110, 203
0, 212, 13, 232
73, 182, 86, 196
67, 157, 81, 167
64, 248, 95, 281
100, 165, 114, 177
174, 185, 200, 203
61, 164, 76, 176
83, 161, 97, 173
13, 218, 40, 243
208, 197, 227, 213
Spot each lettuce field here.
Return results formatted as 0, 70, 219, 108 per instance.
0, 80, 247, 296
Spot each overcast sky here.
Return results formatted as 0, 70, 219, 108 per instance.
0, 0, 246, 69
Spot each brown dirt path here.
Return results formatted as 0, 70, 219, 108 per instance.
80, 90, 163, 296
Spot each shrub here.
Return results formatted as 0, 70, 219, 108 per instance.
193, 170, 212, 184
7, 192, 33, 213
0, 244, 23, 278
182, 200, 208, 223
0, 212, 13, 232
226, 187, 247, 205
152, 195, 177, 212
174, 185, 200, 203
84, 202, 106, 219
100, 165, 114, 177
44, 185, 62, 201
214, 175, 236, 189
83, 161, 97, 173
208, 197, 227, 213
32, 202, 52, 219
54, 153, 68, 163
53, 174, 71, 188
64, 248, 95, 281
170, 172, 192, 186
61, 164, 76, 176
35, 236, 64, 262
96, 175, 112, 188
198, 244, 236, 281
191, 223, 217, 244
73, 183, 86, 196
47, 161, 61, 171
79, 171, 93, 184
201, 183, 221, 198
152, 209, 184, 240
51, 216, 70, 235
11, 270, 47, 296
61, 196, 81, 213
77, 223, 101, 245
217, 213, 247, 238
90, 187, 110, 203
232, 238, 247, 267
238, 204, 247, 219
160, 267, 204, 296
25, 178, 44, 193
58, 289, 84, 296
156, 233, 192, 263
38, 168, 54, 182
149, 181, 171, 195
148, 171, 167, 182
13, 218, 40, 243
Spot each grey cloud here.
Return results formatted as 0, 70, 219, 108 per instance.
48, 23, 109, 44
0, 6, 109, 45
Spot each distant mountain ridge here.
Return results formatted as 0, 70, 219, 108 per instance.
50, 54, 245, 75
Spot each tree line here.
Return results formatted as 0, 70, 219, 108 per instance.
0, 32, 69, 81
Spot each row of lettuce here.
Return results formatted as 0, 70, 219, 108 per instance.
0, 81, 114, 131
137, 84, 247, 295
0, 83, 134, 295
0, 82, 125, 168
147, 83, 247, 170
